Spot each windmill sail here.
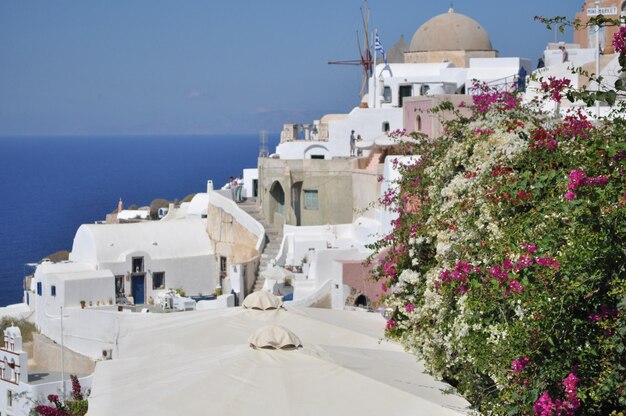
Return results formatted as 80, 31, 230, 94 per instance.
328, 0, 373, 98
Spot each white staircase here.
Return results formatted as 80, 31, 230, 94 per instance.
237, 198, 283, 292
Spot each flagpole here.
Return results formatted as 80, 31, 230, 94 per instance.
595, 0, 600, 119
61, 306, 66, 399
373, 29, 377, 109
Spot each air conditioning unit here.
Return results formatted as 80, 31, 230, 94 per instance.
102, 349, 113, 360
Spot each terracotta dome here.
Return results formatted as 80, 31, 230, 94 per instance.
410, 8, 492, 52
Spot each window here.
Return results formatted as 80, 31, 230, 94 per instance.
382, 122, 390, 133
416, 115, 422, 131
303, 190, 319, 210
7, 390, 13, 409
37, 282, 42, 296
382, 86, 392, 103
132, 257, 144, 273
398, 85, 412, 107
311, 155, 324, 160
51, 285, 56, 297
152, 272, 165, 290
220, 256, 227, 277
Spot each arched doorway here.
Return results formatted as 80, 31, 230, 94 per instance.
269, 181, 285, 224
291, 181, 303, 226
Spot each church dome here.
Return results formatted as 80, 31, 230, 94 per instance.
409, 8, 493, 52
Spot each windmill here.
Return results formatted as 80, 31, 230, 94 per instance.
328, 1, 373, 98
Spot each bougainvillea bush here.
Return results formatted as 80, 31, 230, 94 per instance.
369, 81, 626, 414
34, 375, 88, 416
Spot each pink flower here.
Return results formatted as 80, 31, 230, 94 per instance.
508, 279, 523, 294
515, 256, 533, 271
385, 319, 397, 331
585, 175, 610, 187
522, 243, 537, 253
405, 303, 415, 313
540, 77, 571, 102
568, 169, 586, 190
511, 356, 530, 374
589, 313, 600, 322
502, 258, 514, 271
533, 392, 556, 416
562, 372, 581, 411
565, 191, 575, 200
613, 26, 626, 54
535, 257, 560, 269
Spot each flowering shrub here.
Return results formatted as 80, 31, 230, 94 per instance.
368, 83, 626, 414
34, 375, 88, 416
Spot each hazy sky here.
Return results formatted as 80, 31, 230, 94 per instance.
0, 0, 583, 136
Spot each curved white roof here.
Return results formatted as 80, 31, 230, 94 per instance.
69, 219, 212, 264
186, 193, 209, 217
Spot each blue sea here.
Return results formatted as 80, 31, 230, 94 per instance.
0, 134, 279, 307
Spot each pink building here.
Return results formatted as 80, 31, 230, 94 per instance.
403, 95, 473, 139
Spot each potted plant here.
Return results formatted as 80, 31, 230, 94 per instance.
80, 300, 86, 309
301, 255, 310, 275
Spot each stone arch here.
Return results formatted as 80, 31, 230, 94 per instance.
354, 294, 370, 307
8, 357, 15, 381
345, 288, 371, 309
269, 181, 286, 225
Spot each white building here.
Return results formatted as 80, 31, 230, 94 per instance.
524, 42, 620, 118
0, 325, 92, 416
272, 8, 530, 162
25, 210, 217, 346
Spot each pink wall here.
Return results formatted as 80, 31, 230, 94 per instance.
340, 260, 385, 304
403, 100, 434, 137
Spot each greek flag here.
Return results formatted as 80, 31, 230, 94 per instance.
375, 33, 387, 64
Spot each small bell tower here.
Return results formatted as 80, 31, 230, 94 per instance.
1, 324, 29, 385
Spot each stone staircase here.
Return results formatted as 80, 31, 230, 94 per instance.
237, 198, 283, 292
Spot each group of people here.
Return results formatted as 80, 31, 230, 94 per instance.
229, 176, 244, 203
349, 130, 364, 157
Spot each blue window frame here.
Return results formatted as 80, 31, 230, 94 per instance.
51, 285, 56, 297
37, 282, 42, 296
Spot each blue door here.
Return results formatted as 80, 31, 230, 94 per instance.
131, 275, 145, 304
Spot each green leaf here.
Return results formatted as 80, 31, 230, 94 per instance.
607, 90, 617, 106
